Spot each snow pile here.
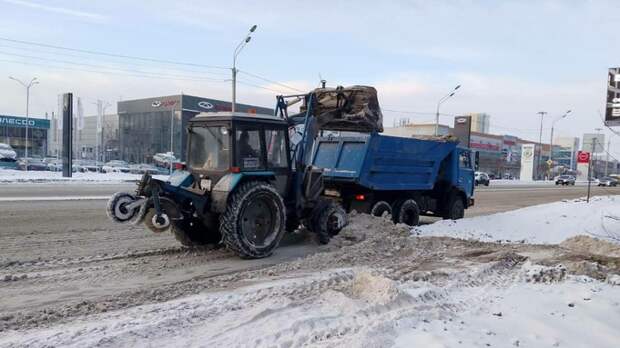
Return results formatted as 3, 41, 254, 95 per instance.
414, 196, 620, 244
0, 169, 168, 184
393, 278, 620, 348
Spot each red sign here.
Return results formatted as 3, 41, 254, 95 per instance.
577, 151, 590, 163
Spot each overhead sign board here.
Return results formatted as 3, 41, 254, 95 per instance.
0, 115, 50, 129
452, 115, 472, 147
606, 68, 620, 126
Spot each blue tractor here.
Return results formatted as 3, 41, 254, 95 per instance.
106, 87, 373, 258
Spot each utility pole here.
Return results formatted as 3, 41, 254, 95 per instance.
435, 85, 461, 136
9, 76, 39, 167
536, 111, 547, 180
170, 108, 174, 175
594, 127, 603, 179
605, 140, 611, 176
549, 110, 571, 176
232, 25, 257, 113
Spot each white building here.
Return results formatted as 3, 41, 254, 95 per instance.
48, 114, 119, 161
467, 113, 490, 134
383, 123, 451, 137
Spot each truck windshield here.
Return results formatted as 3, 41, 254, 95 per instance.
188, 126, 230, 171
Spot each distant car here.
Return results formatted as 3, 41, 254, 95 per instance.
16, 158, 48, 171
597, 176, 618, 187
555, 175, 575, 186
129, 163, 167, 175
102, 160, 130, 173
73, 160, 101, 173
475, 171, 490, 186
0, 143, 18, 169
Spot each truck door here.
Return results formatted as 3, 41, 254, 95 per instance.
457, 149, 474, 198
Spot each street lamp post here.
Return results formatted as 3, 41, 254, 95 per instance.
435, 85, 461, 136
549, 110, 572, 174
232, 25, 257, 113
536, 111, 547, 180
9, 76, 39, 167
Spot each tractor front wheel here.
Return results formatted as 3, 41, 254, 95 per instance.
220, 181, 286, 259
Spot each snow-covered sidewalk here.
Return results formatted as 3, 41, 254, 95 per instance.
414, 196, 620, 244
0, 169, 167, 184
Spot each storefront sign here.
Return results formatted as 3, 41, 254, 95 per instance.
0, 115, 50, 129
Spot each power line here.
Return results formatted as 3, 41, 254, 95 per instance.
0, 57, 229, 83
0, 36, 229, 70
237, 70, 304, 92
0, 51, 228, 81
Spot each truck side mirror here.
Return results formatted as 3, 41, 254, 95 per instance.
474, 151, 480, 170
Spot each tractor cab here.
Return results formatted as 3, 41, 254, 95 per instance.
186, 112, 292, 197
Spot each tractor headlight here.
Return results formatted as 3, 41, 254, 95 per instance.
200, 178, 212, 191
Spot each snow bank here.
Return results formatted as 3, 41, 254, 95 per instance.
393, 277, 620, 348
414, 196, 620, 244
0, 169, 168, 184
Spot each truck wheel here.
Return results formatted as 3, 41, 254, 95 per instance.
143, 197, 180, 233
220, 181, 286, 259
107, 192, 139, 223
395, 199, 420, 226
312, 200, 347, 245
444, 196, 465, 220
370, 201, 392, 218
172, 218, 221, 247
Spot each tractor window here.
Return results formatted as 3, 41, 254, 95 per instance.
265, 129, 287, 168
236, 129, 263, 169
188, 126, 230, 171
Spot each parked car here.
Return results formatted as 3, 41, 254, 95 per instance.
129, 163, 167, 175
73, 160, 101, 173
597, 176, 618, 187
555, 175, 575, 185
475, 171, 490, 186
102, 160, 130, 173
46, 159, 62, 172
16, 157, 48, 171
0, 143, 18, 169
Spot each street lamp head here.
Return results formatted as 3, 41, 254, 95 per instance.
249, 24, 257, 33
245, 36, 252, 43
454, 84, 461, 90
448, 92, 455, 98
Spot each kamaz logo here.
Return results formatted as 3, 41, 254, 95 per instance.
198, 101, 214, 109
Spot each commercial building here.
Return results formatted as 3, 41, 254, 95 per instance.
118, 94, 273, 163
552, 137, 579, 170
0, 114, 49, 157
48, 114, 119, 161
467, 113, 490, 133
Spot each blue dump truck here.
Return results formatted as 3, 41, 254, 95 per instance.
313, 133, 475, 225
107, 86, 475, 259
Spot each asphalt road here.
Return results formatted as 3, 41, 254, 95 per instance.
1, 181, 618, 333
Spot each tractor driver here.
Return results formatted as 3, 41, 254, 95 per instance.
238, 130, 258, 159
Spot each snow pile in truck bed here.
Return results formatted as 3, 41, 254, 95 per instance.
414, 196, 620, 244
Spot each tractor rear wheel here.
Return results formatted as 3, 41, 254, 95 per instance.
220, 181, 286, 259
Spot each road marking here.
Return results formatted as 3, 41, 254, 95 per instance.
0, 196, 110, 202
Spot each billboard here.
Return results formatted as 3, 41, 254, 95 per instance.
582, 133, 605, 154
577, 151, 590, 164
606, 68, 620, 126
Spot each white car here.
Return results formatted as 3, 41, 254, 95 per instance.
102, 160, 131, 173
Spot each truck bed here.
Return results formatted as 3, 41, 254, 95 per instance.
312, 133, 458, 191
